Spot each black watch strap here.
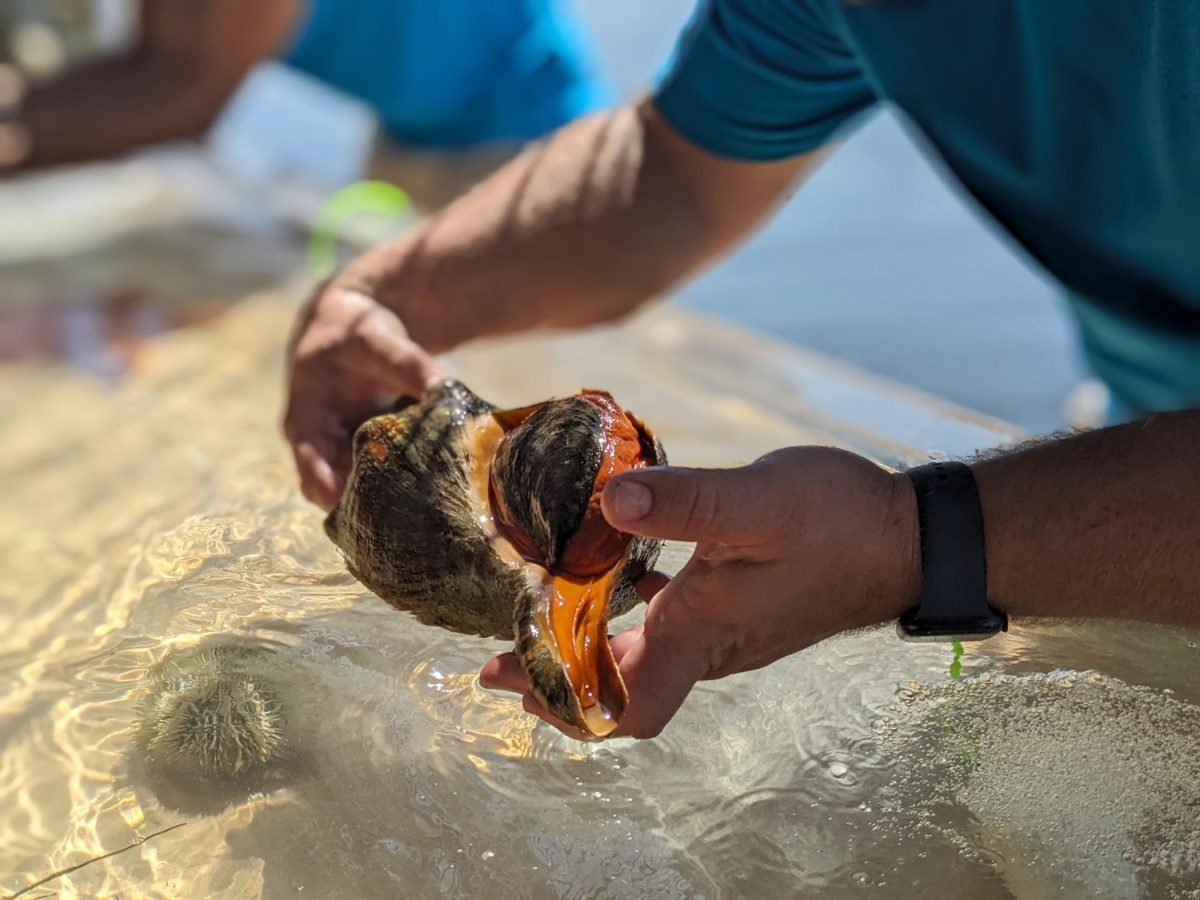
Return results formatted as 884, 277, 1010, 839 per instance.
897, 460, 1008, 642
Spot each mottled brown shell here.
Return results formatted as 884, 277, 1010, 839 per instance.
324, 381, 664, 642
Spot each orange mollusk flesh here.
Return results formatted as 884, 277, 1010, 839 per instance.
494, 391, 651, 735
543, 567, 626, 736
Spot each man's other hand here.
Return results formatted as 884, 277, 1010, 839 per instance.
481, 446, 920, 739
284, 284, 445, 511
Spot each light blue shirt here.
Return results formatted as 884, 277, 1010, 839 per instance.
656, 0, 1200, 417
283, 0, 609, 148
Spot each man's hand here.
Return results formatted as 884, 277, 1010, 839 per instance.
283, 285, 445, 511
480, 446, 920, 739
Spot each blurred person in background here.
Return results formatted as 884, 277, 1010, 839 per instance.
0, 0, 608, 208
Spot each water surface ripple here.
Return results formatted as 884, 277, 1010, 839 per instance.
2, 294, 1198, 898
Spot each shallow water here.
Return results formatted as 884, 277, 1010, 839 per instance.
2, 290, 1198, 899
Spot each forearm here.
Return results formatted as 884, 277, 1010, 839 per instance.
1, 0, 297, 173
970, 410, 1200, 627
338, 101, 813, 353
5, 55, 225, 171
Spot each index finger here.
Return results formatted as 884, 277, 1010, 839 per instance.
338, 299, 447, 398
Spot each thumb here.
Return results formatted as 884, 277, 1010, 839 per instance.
601, 465, 767, 543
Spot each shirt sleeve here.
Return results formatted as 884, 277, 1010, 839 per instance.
653, 0, 878, 160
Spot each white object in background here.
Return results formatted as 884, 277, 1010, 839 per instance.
1063, 378, 1111, 431
207, 61, 379, 194
90, 0, 139, 52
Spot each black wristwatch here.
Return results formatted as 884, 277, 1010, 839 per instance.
896, 460, 1008, 642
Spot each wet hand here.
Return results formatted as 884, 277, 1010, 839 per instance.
284, 284, 445, 511
480, 446, 919, 739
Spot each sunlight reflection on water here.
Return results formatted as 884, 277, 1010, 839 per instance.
1, 288, 1198, 899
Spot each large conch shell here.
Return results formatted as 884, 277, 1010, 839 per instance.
324, 380, 665, 736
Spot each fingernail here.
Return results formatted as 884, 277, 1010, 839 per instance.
611, 479, 652, 522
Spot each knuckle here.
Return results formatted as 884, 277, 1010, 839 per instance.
642, 604, 674, 642
347, 317, 375, 354
293, 329, 339, 372
350, 303, 378, 335
382, 339, 420, 375
646, 573, 712, 635
681, 476, 722, 534
643, 583, 698, 640
352, 308, 413, 369
738, 463, 794, 536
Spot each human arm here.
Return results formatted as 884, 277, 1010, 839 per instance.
0, 0, 299, 172
970, 412, 1200, 624
284, 0, 882, 508
481, 409, 1200, 739
285, 101, 819, 508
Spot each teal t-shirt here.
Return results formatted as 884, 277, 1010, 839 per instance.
283, 0, 608, 148
655, 0, 1200, 418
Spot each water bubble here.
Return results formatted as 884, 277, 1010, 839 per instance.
481, 850, 495, 861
